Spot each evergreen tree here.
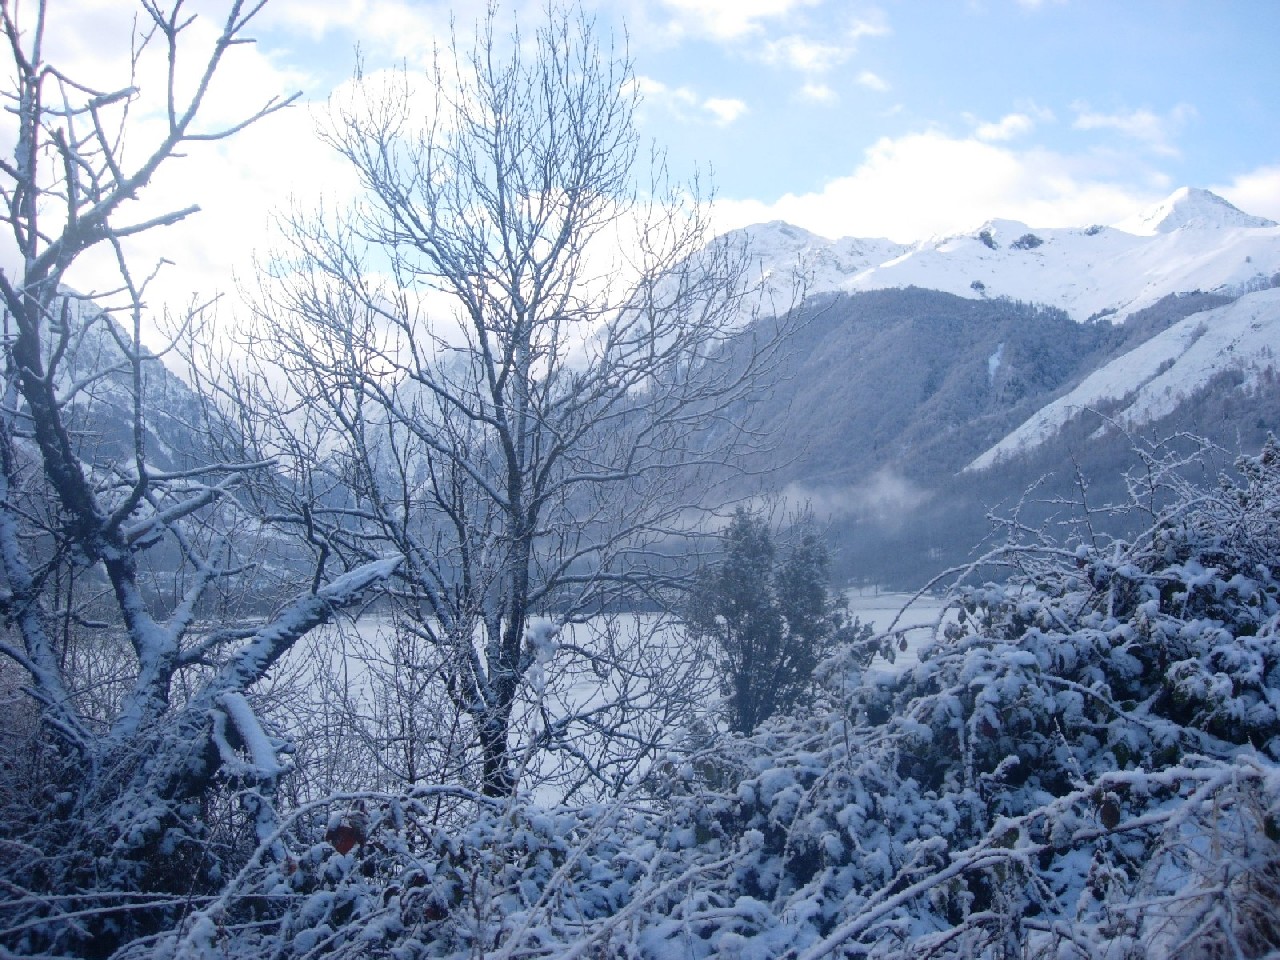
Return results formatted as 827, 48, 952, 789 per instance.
689, 509, 865, 732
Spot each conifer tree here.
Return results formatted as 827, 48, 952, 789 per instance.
689, 509, 865, 731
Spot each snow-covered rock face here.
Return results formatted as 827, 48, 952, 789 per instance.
734, 187, 1280, 323
724, 220, 910, 318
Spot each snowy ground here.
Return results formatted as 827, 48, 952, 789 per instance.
319, 593, 948, 699
280, 593, 948, 801
300, 592, 950, 712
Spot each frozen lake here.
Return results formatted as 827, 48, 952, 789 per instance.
278, 590, 952, 800
844, 588, 952, 676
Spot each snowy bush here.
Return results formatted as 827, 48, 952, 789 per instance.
674, 436, 1280, 957
90, 438, 1280, 960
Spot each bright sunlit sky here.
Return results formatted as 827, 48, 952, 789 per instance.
22, 0, 1280, 330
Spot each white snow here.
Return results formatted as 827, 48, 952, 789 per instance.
1115, 186, 1278, 236
734, 187, 1280, 324
987, 342, 1005, 382
216, 691, 286, 778
725, 220, 909, 317
724, 188, 1280, 472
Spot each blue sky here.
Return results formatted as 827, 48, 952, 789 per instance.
20, 0, 1280, 326
633, 1, 1280, 192
242, 0, 1280, 242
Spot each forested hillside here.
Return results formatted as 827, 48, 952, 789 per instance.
720, 286, 1278, 587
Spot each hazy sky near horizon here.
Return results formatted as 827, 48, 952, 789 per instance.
13, 0, 1280, 329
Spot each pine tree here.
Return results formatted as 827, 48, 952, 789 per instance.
689, 509, 865, 732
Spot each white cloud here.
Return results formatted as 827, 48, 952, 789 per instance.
634, 75, 749, 127
632, 75, 699, 111
799, 82, 838, 104
59, 99, 359, 349
712, 130, 1160, 242
655, 0, 822, 41
856, 70, 889, 92
761, 34, 852, 72
975, 112, 1035, 142
704, 97, 749, 126
1072, 102, 1196, 157
846, 14, 891, 41
1213, 165, 1280, 222
260, 0, 488, 64
768, 470, 930, 527
0, 0, 349, 348
746, 13, 889, 81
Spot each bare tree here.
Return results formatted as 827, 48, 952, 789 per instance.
239, 6, 786, 797
0, 1, 396, 953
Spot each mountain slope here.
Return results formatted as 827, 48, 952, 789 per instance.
740, 289, 1113, 489
968, 286, 1280, 470
715, 236, 1280, 586
38, 297, 223, 475
1115, 185, 1278, 235
737, 288, 1280, 588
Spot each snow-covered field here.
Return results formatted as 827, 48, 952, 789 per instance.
322, 594, 949, 714
321, 591, 948, 704
283, 592, 950, 801
846, 588, 951, 675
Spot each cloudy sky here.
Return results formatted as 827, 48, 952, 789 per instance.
14, 0, 1280, 330
251, 0, 1280, 237
610, 0, 1280, 239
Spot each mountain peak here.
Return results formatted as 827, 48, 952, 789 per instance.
1115, 186, 1277, 236
743, 220, 831, 245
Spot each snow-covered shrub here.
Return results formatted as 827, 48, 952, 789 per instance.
513, 436, 1280, 959
42, 438, 1280, 960
678, 437, 1280, 957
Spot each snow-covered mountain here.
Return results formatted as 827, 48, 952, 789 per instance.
702, 190, 1280, 584
968, 286, 1280, 470
1114, 185, 1278, 235
726, 187, 1280, 478
737, 187, 1280, 324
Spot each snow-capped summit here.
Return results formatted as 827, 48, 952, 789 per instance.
721, 220, 909, 317
1114, 186, 1278, 236
731, 187, 1280, 323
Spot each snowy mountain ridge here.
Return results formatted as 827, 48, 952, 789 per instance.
737, 187, 1280, 324
725, 188, 1280, 474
